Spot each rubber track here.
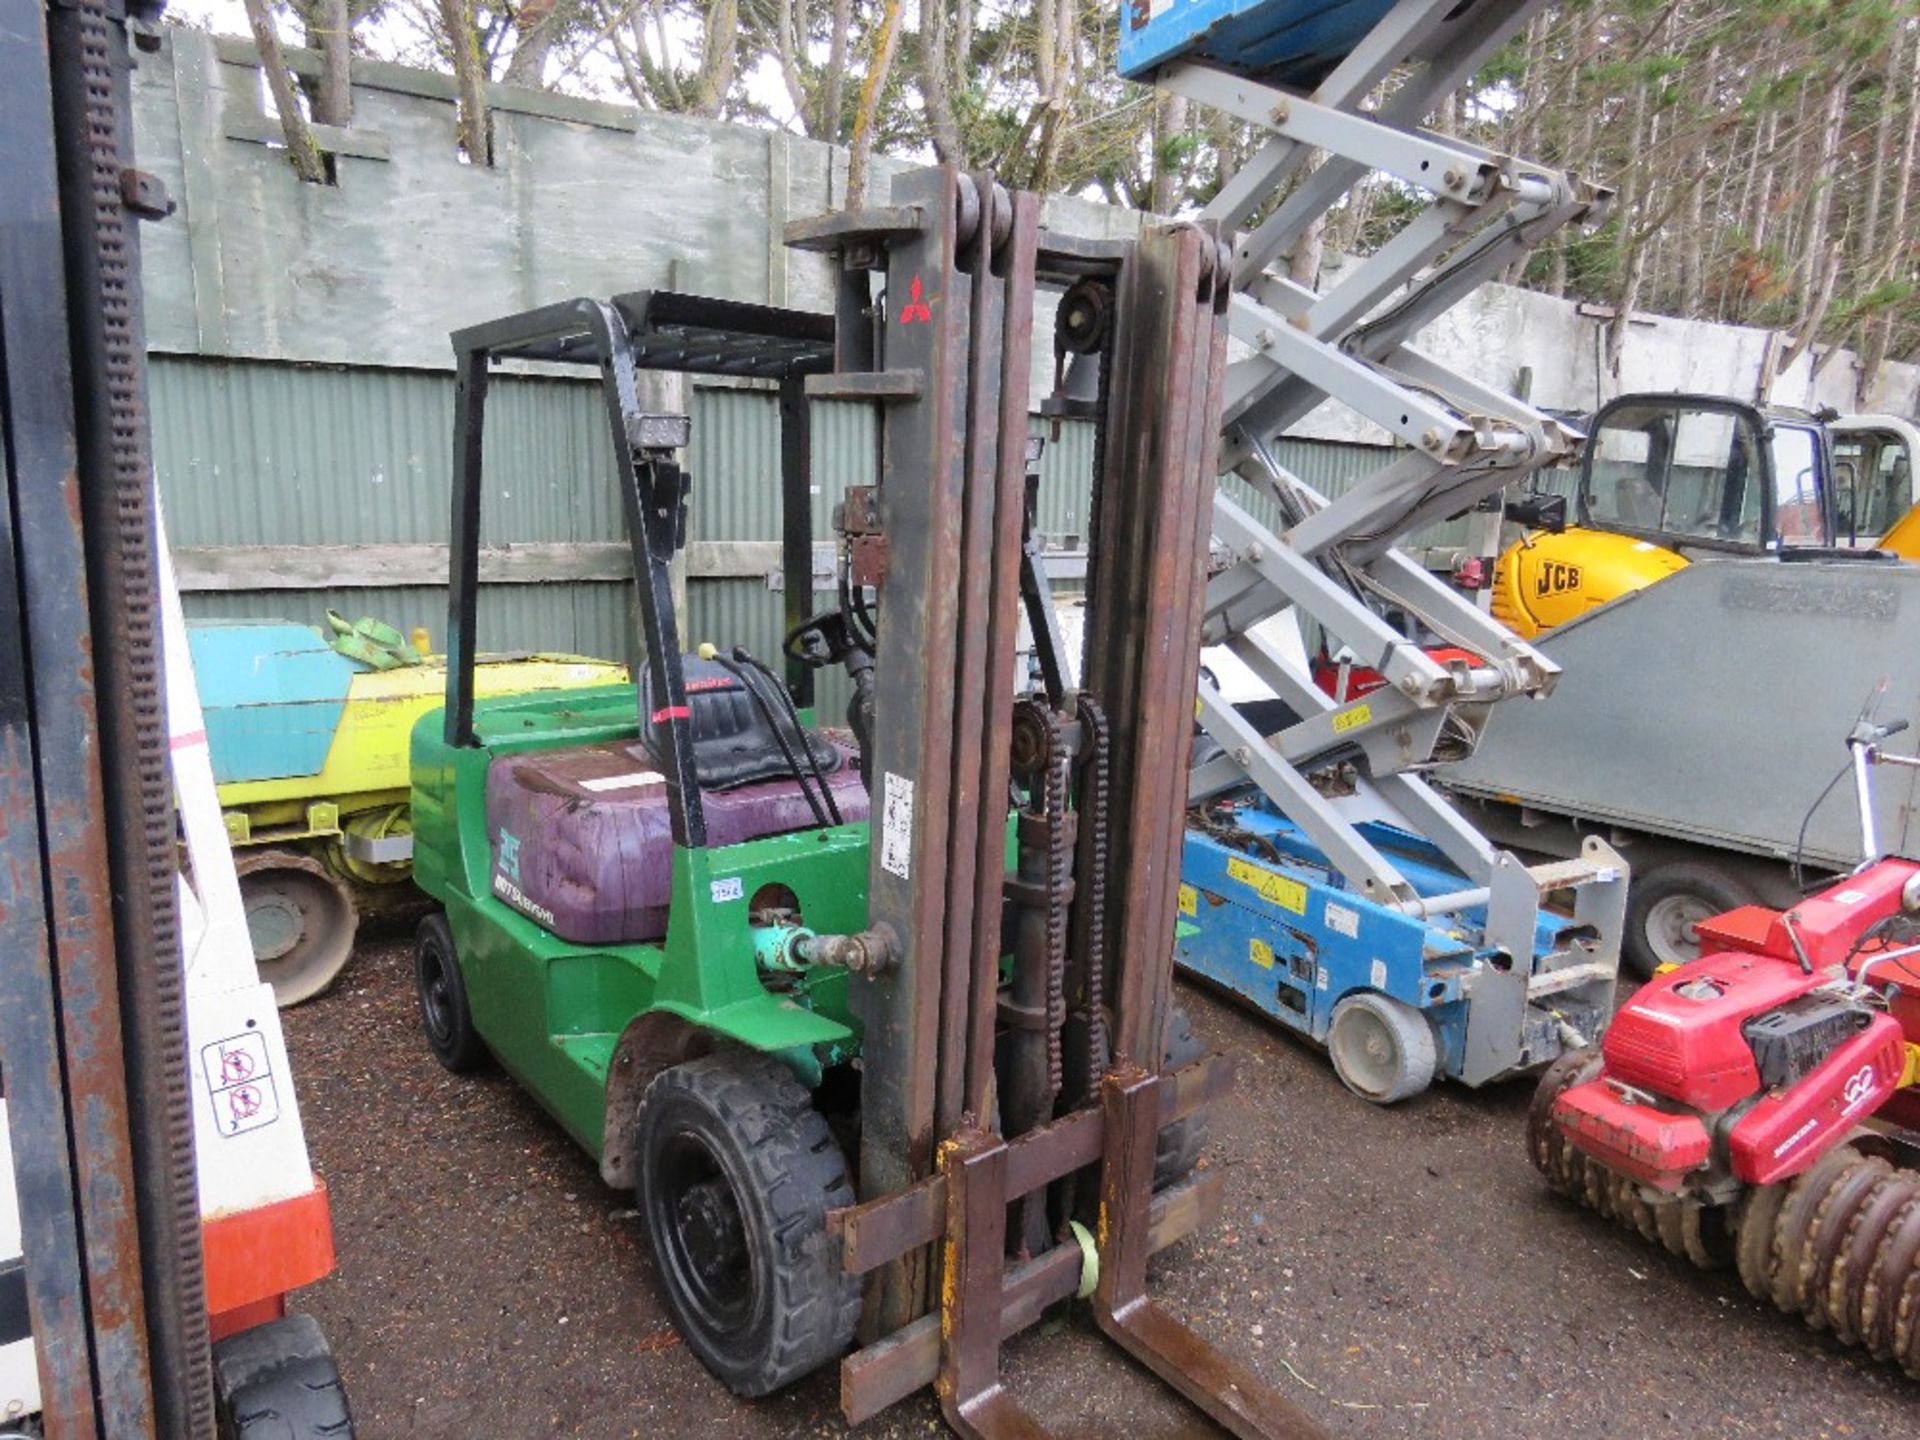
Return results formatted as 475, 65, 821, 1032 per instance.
1527, 1061, 1920, 1377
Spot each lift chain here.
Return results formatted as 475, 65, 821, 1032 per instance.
1008, 699, 1076, 1096
1074, 694, 1111, 1098
1042, 708, 1072, 1094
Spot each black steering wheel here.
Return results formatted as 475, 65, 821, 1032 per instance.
784, 608, 861, 668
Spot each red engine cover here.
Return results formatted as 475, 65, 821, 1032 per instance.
1728, 1013, 1908, 1185
1765, 860, 1920, 971
1601, 952, 1825, 1113
1552, 1080, 1713, 1191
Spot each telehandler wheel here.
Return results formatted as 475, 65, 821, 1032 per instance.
413, 913, 487, 1073
635, 1051, 860, 1397
1623, 860, 1756, 978
212, 1313, 354, 1439
237, 849, 357, 1007
1155, 1005, 1209, 1191
1327, 992, 1436, 1105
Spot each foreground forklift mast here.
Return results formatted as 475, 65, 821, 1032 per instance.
2, 2, 352, 1434
0, 0, 218, 1431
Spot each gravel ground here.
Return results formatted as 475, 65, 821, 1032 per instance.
284, 936, 1916, 1439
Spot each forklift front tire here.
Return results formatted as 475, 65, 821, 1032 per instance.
635, 1051, 861, 1398
1327, 992, 1436, 1105
213, 1313, 354, 1439
414, 912, 487, 1073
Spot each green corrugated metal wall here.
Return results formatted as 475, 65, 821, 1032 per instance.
152, 356, 1398, 675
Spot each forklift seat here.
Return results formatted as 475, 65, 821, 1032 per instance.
483, 736, 869, 946
644, 655, 843, 790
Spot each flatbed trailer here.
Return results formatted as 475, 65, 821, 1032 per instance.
1440, 555, 1920, 974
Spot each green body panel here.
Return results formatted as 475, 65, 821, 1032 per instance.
410, 683, 868, 1161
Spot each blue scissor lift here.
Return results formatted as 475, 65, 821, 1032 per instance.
1120, 0, 1627, 1102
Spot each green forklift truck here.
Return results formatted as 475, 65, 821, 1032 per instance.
408, 171, 1323, 1438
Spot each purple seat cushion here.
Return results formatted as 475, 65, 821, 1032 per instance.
484, 739, 869, 945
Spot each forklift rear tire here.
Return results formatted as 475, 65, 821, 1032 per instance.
1155, 1005, 1209, 1191
1624, 860, 1756, 979
213, 1313, 354, 1439
414, 913, 487, 1073
1327, 993, 1436, 1105
635, 1051, 861, 1397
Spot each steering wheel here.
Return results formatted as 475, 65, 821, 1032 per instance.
784, 608, 859, 668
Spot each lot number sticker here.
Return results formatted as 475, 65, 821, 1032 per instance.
881, 772, 915, 879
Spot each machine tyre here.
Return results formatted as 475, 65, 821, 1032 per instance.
414, 913, 487, 1073
1154, 1004, 1209, 1191
1327, 992, 1436, 1105
237, 849, 358, 1007
635, 1051, 860, 1398
1623, 860, 1755, 978
212, 1313, 354, 1439
1528, 1048, 1602, 1198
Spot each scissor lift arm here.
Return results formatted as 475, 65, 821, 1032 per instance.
1126, 0, 1618, 928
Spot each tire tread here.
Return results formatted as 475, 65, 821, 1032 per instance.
638, 1051, 860, 1397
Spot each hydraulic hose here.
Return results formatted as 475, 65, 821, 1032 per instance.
699, 649, 832, 830
734, 647, 844, 826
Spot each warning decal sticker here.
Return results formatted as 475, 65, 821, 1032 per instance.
200, 1031, 281, 1138
1225, 855, 1308, 914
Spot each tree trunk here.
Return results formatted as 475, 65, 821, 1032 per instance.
919, 0, 962, 163
1283, 154, 1325, 291
1027, 0, 1075, 192
439, 0, 492, 164
822, 0, 854, 140
1147, 90, 1185, 214
775, 0, 811, 129
307, 0, 352, 126
1778, 240, 1842, 375
503, 0, 563, 89
242, 0, 329, 182
692, 0, 740, 117
848, 0, 904, 207
1795, 80, 1847, 294
1605, 82, 1651, 379
1862, 28, 1902, 264
1855, 37, 1918, 405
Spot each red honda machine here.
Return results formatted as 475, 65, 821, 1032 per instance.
1531, 701, 1920, 1376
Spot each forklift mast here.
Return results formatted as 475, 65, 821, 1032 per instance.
782, 168, 1326, 1436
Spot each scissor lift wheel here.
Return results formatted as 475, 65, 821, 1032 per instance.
1327, 992, 1436, 1104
